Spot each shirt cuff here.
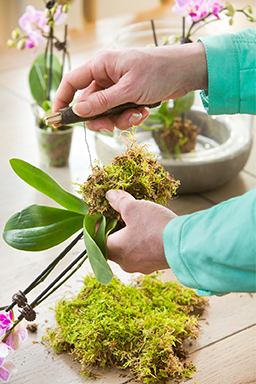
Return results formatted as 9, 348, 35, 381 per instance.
198, 33, 239, 115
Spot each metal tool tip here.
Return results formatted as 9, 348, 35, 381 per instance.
44, 112, 62, 125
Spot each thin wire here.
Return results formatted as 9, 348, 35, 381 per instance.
84, 122, 92, 166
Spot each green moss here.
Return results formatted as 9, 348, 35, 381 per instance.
46, 273, 208, 383
78, 132, 180, 226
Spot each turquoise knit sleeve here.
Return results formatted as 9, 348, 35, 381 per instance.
198, 29, 256, 115
163, 188, 256, 296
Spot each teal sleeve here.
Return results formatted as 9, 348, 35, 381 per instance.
163, 188, 256, 296
198, 29, 256, 115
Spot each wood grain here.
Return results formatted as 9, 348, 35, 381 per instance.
0, 2, 255, 383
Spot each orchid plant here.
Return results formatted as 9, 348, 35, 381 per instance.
0, 133, 179, 380
0, 158, 114, 381
142, 0, 255, 154
7, 1, 72, 130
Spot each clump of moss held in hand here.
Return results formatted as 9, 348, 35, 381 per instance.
46, 274, 208, 383
78, 132, 180, 228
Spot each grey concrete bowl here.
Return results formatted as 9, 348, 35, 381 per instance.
95, 109, 253, 194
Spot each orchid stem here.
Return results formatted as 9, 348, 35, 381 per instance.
47, 24, 54, 101
5, 230, 84, 313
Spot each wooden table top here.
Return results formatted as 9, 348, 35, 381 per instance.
0, 2, 255, 384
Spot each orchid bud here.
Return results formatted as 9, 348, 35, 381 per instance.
229, 18, 234, 25
6, 39, 15, 48
17, 38, 26, 50
11, 28, 21, 40
62, 4, 70, 13
52, 4, 58, 14
247, 5, 253, 14
225, 2, 235, 16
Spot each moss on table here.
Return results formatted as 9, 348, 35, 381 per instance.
46, 273, 208, 383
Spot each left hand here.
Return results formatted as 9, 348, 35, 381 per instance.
106, 190, 178, 274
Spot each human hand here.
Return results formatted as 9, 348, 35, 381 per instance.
52, 42, 207, 132
105, 190, 178, 274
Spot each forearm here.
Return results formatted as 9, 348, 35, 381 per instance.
163, 188, 256, 296
198, 29, 256, 115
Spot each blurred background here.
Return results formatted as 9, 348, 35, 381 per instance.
0, 0, 173, 46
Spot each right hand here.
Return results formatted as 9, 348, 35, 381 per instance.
52, 43, 207, 132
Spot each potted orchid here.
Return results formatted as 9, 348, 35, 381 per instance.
7, 1, 73, 167
140, 0, 255, 156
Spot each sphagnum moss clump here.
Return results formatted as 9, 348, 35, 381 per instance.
46, 274, 208, 383
79, 132, 180, 226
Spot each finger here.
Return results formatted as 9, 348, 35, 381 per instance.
86, 117, 115, 133
111, 106, 150, 131
106, 190, 136, 225
85, 106, 150, 132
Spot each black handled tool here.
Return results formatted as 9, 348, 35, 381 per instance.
44, 101, 161, 126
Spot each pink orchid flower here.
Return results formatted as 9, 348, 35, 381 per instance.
18, 5, 47, 48
0, 343, 17, 382
18, 4, 67, 49
0, 311, 13, 341
5, 321, 27, 351
173, 0, 224, 22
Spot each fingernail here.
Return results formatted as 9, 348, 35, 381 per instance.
99, 128, 112, 133
106, 189, 119, 204
72, 101, 91, 117
129, 112, 142, 126
143, 107, 150, 116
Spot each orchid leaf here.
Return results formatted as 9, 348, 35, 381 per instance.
29, 53, 62, 107
106, 218, 118, 237
158, 101, 169, 115
3, 205, 84, 251
10, 159, 89, 215
169, 92, 195, 120
94, 215, 107, 258
94, 217, 118, 260
83, 214, 113, 285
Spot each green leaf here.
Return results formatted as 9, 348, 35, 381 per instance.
29, 53, 62, 107
94, 215, 107, 258
83, 214, 113, 285
158, 101, 169, 115
171, 92, 195, 119
10, 159, 89, 215
3, 205, 84, 251
94, 217, 118, 259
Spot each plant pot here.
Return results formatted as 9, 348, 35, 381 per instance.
95, 108, 253, 194
36, 126, 73, 167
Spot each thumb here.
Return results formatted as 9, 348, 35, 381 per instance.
106, 190, 136, 224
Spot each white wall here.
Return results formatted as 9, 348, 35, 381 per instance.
97, 0, 159, 19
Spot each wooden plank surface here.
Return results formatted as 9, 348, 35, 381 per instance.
0, 2, 255, 383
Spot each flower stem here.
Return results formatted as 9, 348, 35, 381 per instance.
47, 24, 54, 101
